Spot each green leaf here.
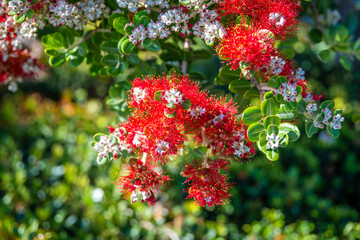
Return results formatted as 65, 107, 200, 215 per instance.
120, 39, 136, 54
94, 133, 106, 142
297, 100, 307, 114
49, 53, 66, 67
277, 105, 298, 120
113, 17, 130, 34
305, 120, 316, 138
41, 33, 64, 50
108, 12, 123, 26
264, 91, 274, 99
143, 39, 161, 52
154, 91, 162, 101
182, 99, 191, 110
309, 28, 323, 43
60, 28, 75, 48
326, 125, 340, 138
229, 79, 251, 93
193, 50, 212, 59
44, 49, 59, 56
319, 100, 335, 111
242, 106, 263, 126
263, 116, 281, 129
91, 32, 104, 45
266, 149, 279, 161
267, 124, 279, 135
102, 54, 121, 66
278, 132, 289, 148
26, 9, 35, 19
284, 101, 298, 111
101, 41, 119, 54
279, 123, 300, 142
281, 48, 295, 59
339, 55, 352, 71
164, 109, 176, 118
107, 61, 128, 76
247, 123, 265, 142
319, 49, 332, 61
244, 89, 260, 99
127, 54, 139, 65
335, 26, 349, 42
135, 15, 151, 27
97, 156, 107, 165
219, 65, 241, 80
14, 14, 26, 23
133, 11, 148, 25
261, 98, 280, 116
267, 76, 279, 88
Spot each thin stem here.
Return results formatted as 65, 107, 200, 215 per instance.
181, 38, 190, 74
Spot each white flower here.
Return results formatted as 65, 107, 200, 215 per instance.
232, 141, 251, 158
164, 88, 184, 107
269, 12, 286, 27
189, 106, 206, 119
133, 87, 147, 103
156, 140, 170, 155
212, 114, 224, 124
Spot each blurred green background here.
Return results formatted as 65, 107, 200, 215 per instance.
1, 3, 360, 240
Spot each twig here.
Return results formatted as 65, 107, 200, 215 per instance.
181, 38, 190, 74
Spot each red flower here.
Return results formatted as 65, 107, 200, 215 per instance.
217, 0, 300, 38
116, 159, 170, 206
182, 158, 233, 207
216, 24, 276, 71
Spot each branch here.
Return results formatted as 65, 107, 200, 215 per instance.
181, 38, 190, 75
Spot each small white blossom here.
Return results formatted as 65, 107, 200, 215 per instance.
269, 12, 286, 27
133, 87, 147, 103
330, 113, 344, 130
156, 140, 170, 155
266, 133, 281, 150
269, 56, 286, 75
164, 88, 184, 108
189, 106, 206, 119
274, 82, 298, 102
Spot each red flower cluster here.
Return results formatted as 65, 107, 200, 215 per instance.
0, 7, 41, 89
116, 159, 170, 206
94, 74, 255, 206
216, 0, 300, 77
181, 158, 233, 207
218, 0, 300, 38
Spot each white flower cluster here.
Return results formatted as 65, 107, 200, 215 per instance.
189, 106, 206, 119
306, 104, 345, 130
269, 12, 286, 27
132, 131, 147, 148
48, 0, 110, 30
269, 56, 286, 75
164, 88, 184, 108
295, 68, 305, 81
306, 103, 318, 115
21, 57, 40, 75
131, 189, 152, 203
330, 114, 344, 130
156, 140, 170, 155
93, 135, 125, 163
232, 140, 251, 158
93, 131, 132, 163
117, 0, 170, 13
8, 0, 31, 16
318, 9, 341, 26
124, 0, 225, 45
212, 113, 224, 124
132, 87, 147, 103
274, 82, 298, 102
266, 133, 280, 150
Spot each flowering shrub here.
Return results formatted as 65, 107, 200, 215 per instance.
0, 0, 356, 207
